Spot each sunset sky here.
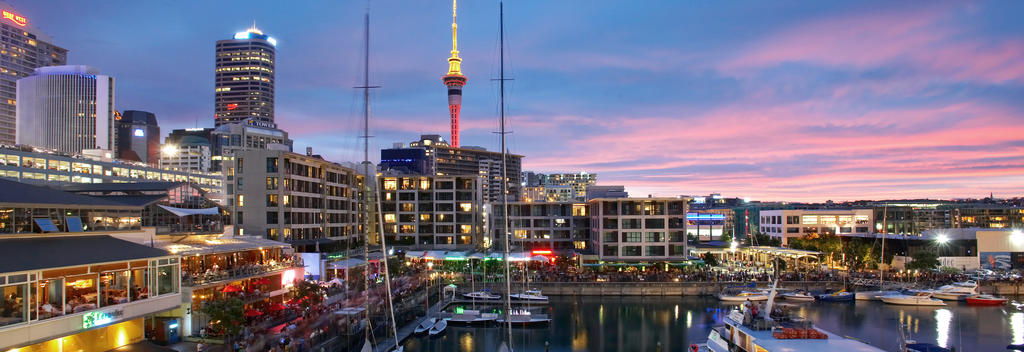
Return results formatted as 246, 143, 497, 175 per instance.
15, 1, 1024, 202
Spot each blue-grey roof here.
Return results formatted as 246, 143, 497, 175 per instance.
0, 178, 137, 208
0, 235, 171, 273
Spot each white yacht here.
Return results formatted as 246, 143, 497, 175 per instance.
854, 290, 900, 301
463, 290, 502, 300
446, 308, 499, 324
929, 282, 977, 300
880, 292, 946, 306
705, 308, 885, 352
718, 291, 769, 302
510, 289, 549, 302
779, 291, 815, 302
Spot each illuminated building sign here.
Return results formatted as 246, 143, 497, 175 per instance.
82, 309, 124, 329
531, 250, 552, 255
281, 269, 296, 288
226, 103, 238, 110
133, 128, 145, 137
2, 11, 27, 27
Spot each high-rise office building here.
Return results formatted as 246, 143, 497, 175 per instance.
16, 65, 114, 154
442, 0, 466, 148
215, 25, 276, 127
0, 3, 67, 145
395, 135, 523, 202
115, 110, 159, 165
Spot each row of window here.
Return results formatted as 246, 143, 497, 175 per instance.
602, 245, 686, 257
602, 231, 686, 243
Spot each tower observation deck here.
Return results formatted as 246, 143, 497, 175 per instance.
442, 0, 466, 148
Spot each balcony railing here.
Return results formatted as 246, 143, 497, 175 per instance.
182, 259, 302, 287
155, 223, 225, 236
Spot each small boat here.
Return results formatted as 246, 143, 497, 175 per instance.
463, 290, 502, 300
929, 282, 976, 300
413, 317, 436, 334
718, 291, 769, 302
929, 291, 971, 301
428, 318, 447, 336
881, 293, 946, 306
855, 290, 900, 301
704, 306, 885, 351
817, 291, 855, 302
965, 294, 1007, 306
952, 280, 977, 288
510, 289, 549, 302
780, 291, 815, 302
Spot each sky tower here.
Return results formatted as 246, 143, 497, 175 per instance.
443, 0, 466, 148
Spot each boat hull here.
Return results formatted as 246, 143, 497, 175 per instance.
880, 296, 946, 306
817, 293, 855, 302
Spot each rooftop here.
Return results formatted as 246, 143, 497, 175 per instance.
0, 235, 171, 273
0, 178, 138, 209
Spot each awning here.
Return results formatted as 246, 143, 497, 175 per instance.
157, 204, 220, 217
424, 251, 447, 260
467, 252, 485, 260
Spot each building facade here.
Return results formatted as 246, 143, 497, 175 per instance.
522, 171, 597, 202
215, 26, 276, 127
159, 135, 212, 173
589, 198, 689, 261
585, 185, 628, 200
379, 174, 484, 249
16, 65, 114, 154
0, 145, 223, 197
759, 209, 874, 246
230, 148, 361, 252
210, 118, 292, 171
115, 110, 159, 165
0, 3, 67, 145
405, 134, 523, 202
687, 208, 735, 242
505, 201, 590, 253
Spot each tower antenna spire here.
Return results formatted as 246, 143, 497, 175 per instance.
443, 0, 466, 148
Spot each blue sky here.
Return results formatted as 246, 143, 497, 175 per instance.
13, 1, 1024, 201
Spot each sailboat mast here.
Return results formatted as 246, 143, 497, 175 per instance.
880, 204, 887, 287
498, 0, 514, 347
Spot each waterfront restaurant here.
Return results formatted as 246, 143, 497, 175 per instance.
112, 234, 301, 337
0, 236, 180, 351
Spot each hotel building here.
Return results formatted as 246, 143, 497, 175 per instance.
759, 209, 874, 246
0, 3, 68, 145
378, 174, 484, 249
589, 198, 689, 261
16, 65, 114, 154
384, 135, 524, 202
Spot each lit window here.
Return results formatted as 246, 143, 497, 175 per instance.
459, 203, 472, 212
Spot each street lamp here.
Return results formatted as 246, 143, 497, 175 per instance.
1011, 230, 1024, 244
936, 234, 950, 244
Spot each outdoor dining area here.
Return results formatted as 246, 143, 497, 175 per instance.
171, 237, 297, 287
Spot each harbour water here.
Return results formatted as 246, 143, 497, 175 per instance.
402, 295, 1023, 351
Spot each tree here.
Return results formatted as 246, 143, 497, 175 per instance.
701, 252, 720, 267
745, 232, 781, 247
907, 249, 941, 270
199, 297, 245, 337
720, 233, 733, 244
290, 280, 325, 311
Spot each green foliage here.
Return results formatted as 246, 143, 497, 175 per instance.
745, 232, 781, 247
290, 280, 325, 311
908, 249, 941, 270
720, 233, 733, 244
939, 266, 961, 274
701, 252, 720, 267
199, 297, 245, 337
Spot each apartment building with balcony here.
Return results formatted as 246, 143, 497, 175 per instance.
379, 174, 484, 250
505, 201, 590, 254
589, 198, 689, 261
229, 148, 361, 252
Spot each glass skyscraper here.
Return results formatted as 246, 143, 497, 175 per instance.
0, 2, 67, 145
214, 25, 276, 127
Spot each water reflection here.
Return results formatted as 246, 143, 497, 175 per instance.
1012, 312, 1023, 345
403, 296, 1017, 351
935, 309, 952, 348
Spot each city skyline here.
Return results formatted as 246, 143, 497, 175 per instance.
11, 1, 1024, 202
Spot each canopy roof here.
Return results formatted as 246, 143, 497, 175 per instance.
0, 235, 172, 273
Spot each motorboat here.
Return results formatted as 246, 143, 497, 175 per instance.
780, 291, 816, 302
705, 306, 885, 351
413, 317, 436, 334
446, 308, 498, 324
718, 291, 769, 302
854, 290, 900, 301
510, 289, 549, 302
965, 294, 1007, 306
929, 282, 977, 300
462, 290, 502, 300
495, 309, 551, 326
428, 318, 448, 336
881, 293, 946, 306
817, 291, 855, 302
